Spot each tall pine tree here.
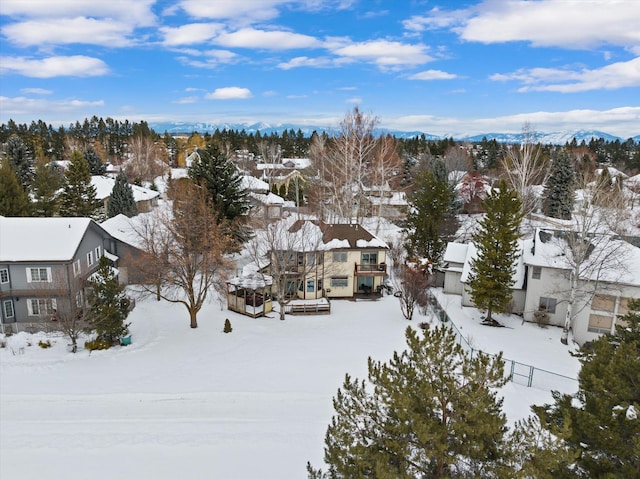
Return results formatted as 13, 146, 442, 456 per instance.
107, 171, 138, 218
535, 299, 640, 478
87, 255, 131, 346
188, 147, 250, 244
59, 150, 100, 217
32, 159, 64, 217
542, 149, 575, 220
5, 134, 34, 191
404, 169, 456, 263
84, 145, 107, 175
0, 160, 31, 216
308, 326, 509, 478
468, 178, 523, 325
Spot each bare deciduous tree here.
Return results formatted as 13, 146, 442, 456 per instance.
501, 123, 550, 217
556, 172, 630, 344
247, 217, 325, 320
134, 181, 233, 328
393, 261, 431, 321
126, 135, 169, 183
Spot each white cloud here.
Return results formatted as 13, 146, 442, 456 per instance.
0, 56, 110, 78
491, 57, 640, 92
215, 28, 320, 50
0, 0, 156, 25
175, 0, 285, 23
206, 87, 253, 100
277, 56, 341, 70
0, 95, 104, 117
172, 96, 199, 104
408, 69, 458, 80
161, 23, 224, 46
421, 1, 640, 50
20, 88, 52, 95
346, 97, 362, 104
330, 40, 433, 70
176, 50, 239, 69
2, 18, 138, 48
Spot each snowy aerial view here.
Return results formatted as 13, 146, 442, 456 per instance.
1, 1, 640, 478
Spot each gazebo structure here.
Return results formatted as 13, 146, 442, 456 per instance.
226, 273, 273, 318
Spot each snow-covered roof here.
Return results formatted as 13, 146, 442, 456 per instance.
595, 166, 628, 179
0, 217, 93, 262
287, 220, 388, 250
443, 242, 469, 264
101, 214, 142, 248
242, 175, 269, 192
523, 228, 640, 286
227, 272, 273, 289
455, 240, 526, 289
91, 176, 160, 203
249, 192, 285, 205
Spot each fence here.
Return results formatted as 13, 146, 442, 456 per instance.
427, 291, 578, 391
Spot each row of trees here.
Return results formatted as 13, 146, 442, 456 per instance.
309, 300, 640, 478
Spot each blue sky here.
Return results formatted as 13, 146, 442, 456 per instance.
1, 0, 639, 137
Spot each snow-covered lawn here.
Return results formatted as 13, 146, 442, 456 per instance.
0, 290, 579, 479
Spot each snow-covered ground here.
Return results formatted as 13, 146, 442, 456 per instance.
0, 289, 579, 479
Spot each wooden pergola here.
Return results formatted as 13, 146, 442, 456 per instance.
226, 273, 273, 318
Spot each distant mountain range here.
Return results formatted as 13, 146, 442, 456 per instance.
150, 121, 639, 145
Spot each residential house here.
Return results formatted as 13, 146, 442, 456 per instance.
241, 175, 285, 220
92, 175, 160, 214
441, 240, 527, 314
266, 219, 389, 301
522, 228, 640, 345
442, 228, 640, 345
0, 217, 122, 332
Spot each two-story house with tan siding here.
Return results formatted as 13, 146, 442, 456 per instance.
0, 217, 122, 332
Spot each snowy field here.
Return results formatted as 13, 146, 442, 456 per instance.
1, 290, 580, 479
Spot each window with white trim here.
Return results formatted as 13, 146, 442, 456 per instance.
26, 267, 51, 283
95, 246, 102, 260
3, 300, 14, 319
588, 314, 613, 334
87, 251, 94, 267
27, 298, 57, 316
73, 260, 81, 277
332, 252, 347, 262
306, 280, 315, 293
531, 266, 541, 279
331, 276, 349, 288
539, 297, 557, 314
0, 268, 9, 284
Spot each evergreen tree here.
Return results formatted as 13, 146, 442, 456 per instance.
5, 134, 34, 191
308, 326, 510, 478
404, 169, 457, 263
0, 160, 31, 216
468, 179, 523, 325
188, 147, 250, 244
32, 160, 64, 217
542, 149, 575, 220
84, 145, 106, 175
87, 255, 131, 346
59, 150, 99, 217
107, 171, 138, 218
535, 300, 640, 478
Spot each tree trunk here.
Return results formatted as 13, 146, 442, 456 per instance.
279, 301, 286, 321
561, 271, 577, 345
189, 309, 198, 328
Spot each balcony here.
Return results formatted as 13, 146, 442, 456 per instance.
354, 263, 387, 276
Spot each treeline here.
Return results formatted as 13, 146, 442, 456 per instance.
2, 116, 639, 173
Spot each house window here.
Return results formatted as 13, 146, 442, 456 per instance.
588, 314, 613, 334
531, 266, 541, 279
333, 252, 347, 262
307, 280, 315, 293
3, 300, 14, 319
95, 246, 102, 260
87, 251, 94, 267
73, 260, 81, 277
306, 253, 315, 266
27, 267, 51, 283
592, 294, 616, 313
317, 279, 323, 291
539, 297, 557, 314
331, 276, 349, 288
361, 252, 378, 265
27, 298, 57, 316
0, 268, 9, 284
618, 297, 633, 316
